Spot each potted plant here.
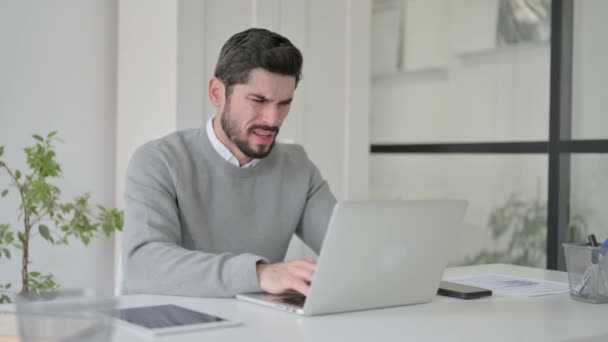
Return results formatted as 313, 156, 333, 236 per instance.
0, 132, 123, 303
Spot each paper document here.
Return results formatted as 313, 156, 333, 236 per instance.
444, 273, 570, 297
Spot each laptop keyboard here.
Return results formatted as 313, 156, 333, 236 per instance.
274, 294, 306, 307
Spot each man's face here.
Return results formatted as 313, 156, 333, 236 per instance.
219, 68, 296, 160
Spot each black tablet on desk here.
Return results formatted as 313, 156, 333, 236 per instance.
106, 304, 241, 337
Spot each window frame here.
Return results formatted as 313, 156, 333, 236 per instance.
369, 0, 608, 271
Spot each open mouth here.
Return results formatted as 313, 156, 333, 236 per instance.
251, 128, 275, 144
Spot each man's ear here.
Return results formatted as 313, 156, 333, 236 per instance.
208, 77, 225, 108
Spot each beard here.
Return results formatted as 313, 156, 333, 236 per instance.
220, 104, 279, 160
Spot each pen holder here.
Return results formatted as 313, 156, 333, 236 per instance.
563, 243, 608, 304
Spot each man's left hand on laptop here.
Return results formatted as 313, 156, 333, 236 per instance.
256, 259, 316, 296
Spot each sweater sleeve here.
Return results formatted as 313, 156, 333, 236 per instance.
122, 145, 267, 297
295, 160, 337, 255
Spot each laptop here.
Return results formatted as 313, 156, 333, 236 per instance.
237, 200, 468, 316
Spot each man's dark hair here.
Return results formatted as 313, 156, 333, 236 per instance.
214, 28, 303, 96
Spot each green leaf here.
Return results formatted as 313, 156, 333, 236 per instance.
39, 224, 53, 242
0, 161, 4, 167
81, 235, 91, 245
47, 131, 58, 139
2, 248, 10, 259
0, 146, 3, 157
18, 231, 25, 245
1, 189, 7, 197
5, 283, 11, 289
33, 134, 44, 142
27, 272, 59, 293
0, 295, 10, 304
24, 137, 62, 178
15, 170, 21, 180
5, 232, 14, 244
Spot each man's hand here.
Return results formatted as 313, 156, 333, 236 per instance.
256, 259, 317, 296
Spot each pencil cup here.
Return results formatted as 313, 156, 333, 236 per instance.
563, 243, 608, 304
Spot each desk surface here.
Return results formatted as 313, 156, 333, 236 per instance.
113, 263, 607, 342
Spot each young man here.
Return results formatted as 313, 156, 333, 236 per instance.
122, 28, 336, 297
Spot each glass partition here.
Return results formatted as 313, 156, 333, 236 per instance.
571, 0, 608, 140
371, 154, 548, 267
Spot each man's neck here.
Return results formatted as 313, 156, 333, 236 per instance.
212, 116, 252, 166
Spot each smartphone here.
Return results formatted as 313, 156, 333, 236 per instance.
437, 281, 492, 299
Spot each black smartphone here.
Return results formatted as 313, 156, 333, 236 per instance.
437, 281, 492, 299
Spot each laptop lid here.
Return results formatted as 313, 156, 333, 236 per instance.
237, 200, 467, 316
302, 200, 467, 315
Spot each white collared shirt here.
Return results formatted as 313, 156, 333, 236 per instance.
206, 117, 259, 168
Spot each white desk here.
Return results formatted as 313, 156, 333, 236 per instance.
113, 264, 608, 342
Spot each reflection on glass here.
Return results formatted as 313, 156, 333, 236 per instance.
571, 0, 608, 139
570, 155, 608, 243
497, 0, 552, 47
467, 193, 546, 266
371, 0, 550, 143
370, 154, 548, 267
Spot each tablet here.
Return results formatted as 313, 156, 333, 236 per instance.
106, 304, 241, 338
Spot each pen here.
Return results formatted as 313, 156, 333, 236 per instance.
601, 238, 608, 256
573, 235, 602, 296
600, 238, 608, 297
588, 234, 599, 247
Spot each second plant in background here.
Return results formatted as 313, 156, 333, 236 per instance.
466, 193, 587, 267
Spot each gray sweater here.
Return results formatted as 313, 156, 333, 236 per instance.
122, 127, 336, 297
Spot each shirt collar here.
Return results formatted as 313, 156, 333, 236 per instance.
206, 117, 259, 168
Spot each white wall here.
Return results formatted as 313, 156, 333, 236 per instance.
0, 0, 118, 295
115, 0, 178, 210
114, 0, 179, 293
